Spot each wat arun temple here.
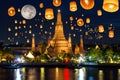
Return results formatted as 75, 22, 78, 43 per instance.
45, 10, 85, 56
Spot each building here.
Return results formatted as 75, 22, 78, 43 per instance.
47, 10, 72, 54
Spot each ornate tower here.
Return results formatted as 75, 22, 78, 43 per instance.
31, 34, 35, 51
49, 10, 72, 53
79, 35, 85, 56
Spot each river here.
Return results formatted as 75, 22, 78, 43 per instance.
0, 67, 119, 80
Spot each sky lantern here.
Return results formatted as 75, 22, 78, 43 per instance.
98, 25, 104, 33
80, 0, 95, 10
14, 20, 18, 24
18, 8, 21, 12
53, 0, 61, 7
102, 0, 119, 12
39, 3, 44, 8
86, 18, 90, 24
108, 30, 114, 38
97, 10, 102, 16
70, 1, 77, 12
45, 8, 54, 20
77, 18, 84, 27
69, 16, 74, 22
8, 27, 11, 32
8, 6, 16, 16
22, 20, 26, 24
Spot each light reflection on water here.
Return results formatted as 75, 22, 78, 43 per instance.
0, 67, 119, 80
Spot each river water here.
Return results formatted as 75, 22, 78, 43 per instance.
0, 67, 119, 80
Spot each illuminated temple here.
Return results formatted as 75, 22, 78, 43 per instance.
47, 10, 72, 53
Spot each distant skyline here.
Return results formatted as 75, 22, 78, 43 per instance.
0, 0, 120, 45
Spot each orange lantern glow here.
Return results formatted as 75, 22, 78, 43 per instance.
69, 16, 74, 22
8, 6, 16, 16
97, 10, 102, 16
39, 3, 44, 8
70, 1, 77, 12
108, 30, 114, 38
98, 25, 104, 33
77, 18, 84, 27
86, 18, 90, 24
22, 20, 26, 24
80, 0, 94, 10
53, 0, 61, 7
45, 8, 54, 20
102, 0, 119, 12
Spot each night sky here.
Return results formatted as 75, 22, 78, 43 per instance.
0, 0, 120, 45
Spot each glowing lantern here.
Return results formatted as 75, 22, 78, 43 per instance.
70, 1, 77, 12
15, 32, 18, 36
70, 16, 74, 22
27, 39, 30, 43
18, 8, 21, 12
102, 0, 119, 12
98, 25, 104, 33
53, 0, 61, 7
39, 3, 44, 8
45, 8, 54, 20
15, 26, 18, 30
77, 18, 84, 27
22, 20, 26, 24
108, 30, 114, 38
80, 0, 94, 10
14, 20, 18, 24
8, 27, 11, 32
8, 6, 16, 16
97, 10, 102, 16
71, 26, 74, 30
85, 31, 88, 36
86, 18, 90, 24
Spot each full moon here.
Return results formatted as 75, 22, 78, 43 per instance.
21, 5, 36, 19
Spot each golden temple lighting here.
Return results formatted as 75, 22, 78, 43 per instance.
97, 10, 102, 16
98, 25, 104, 33
45, 8, 54, 20
8, 6, 16, 16
108, 30, 114, 38
70, 1, 77, 12
77, 18, 84, 27
53, 0, 61, 7
102, 0, 119, 12
80, 0, 95, 10
86, 18, 90, 24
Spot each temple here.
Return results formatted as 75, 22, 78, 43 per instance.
47, 10, 72, 53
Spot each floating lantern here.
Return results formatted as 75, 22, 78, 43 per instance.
8, 27, 11, 32
53, 0, 61, 7
18, 8, 21, 12
85, 31, 88, 36
69, 16, 74, 22
8, 6, 16, 16
39, 3, 44, 8
77, 18, 84, 27
71, 26, 74, 30
45, 8, 54, 20
22, 20, 26, 24
97, 10, 102, 16
80, 0, 94, 10
86, 18, 90, 24
14, 20, 18, 24
108, 30, 114, 38
98, 25, 104, 33
102, 0, 119, 12
15, 26, 18, 30
70, 1, 77, 12
27, 39, 30, 43
15, 32, 18, 36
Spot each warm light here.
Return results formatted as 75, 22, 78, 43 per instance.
80, 0, 94, 10
77, 18, 84, 27
22, 20, 26, 24
18, 8, 21, 12
26, 51, 34, 59
97, 10, 102, 16
108, 30, 114, 38
98, 25, 104, 33
45, 8, 54, 20
70, 1, 77, 12
102, 0, 119, 12
39, 3, 44, 8
8, 6, 16, 16
86, 18, 90, 24
53, 0, 61, 7
14, 20, 18, 24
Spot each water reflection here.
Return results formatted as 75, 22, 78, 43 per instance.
0, 67, 120, 80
